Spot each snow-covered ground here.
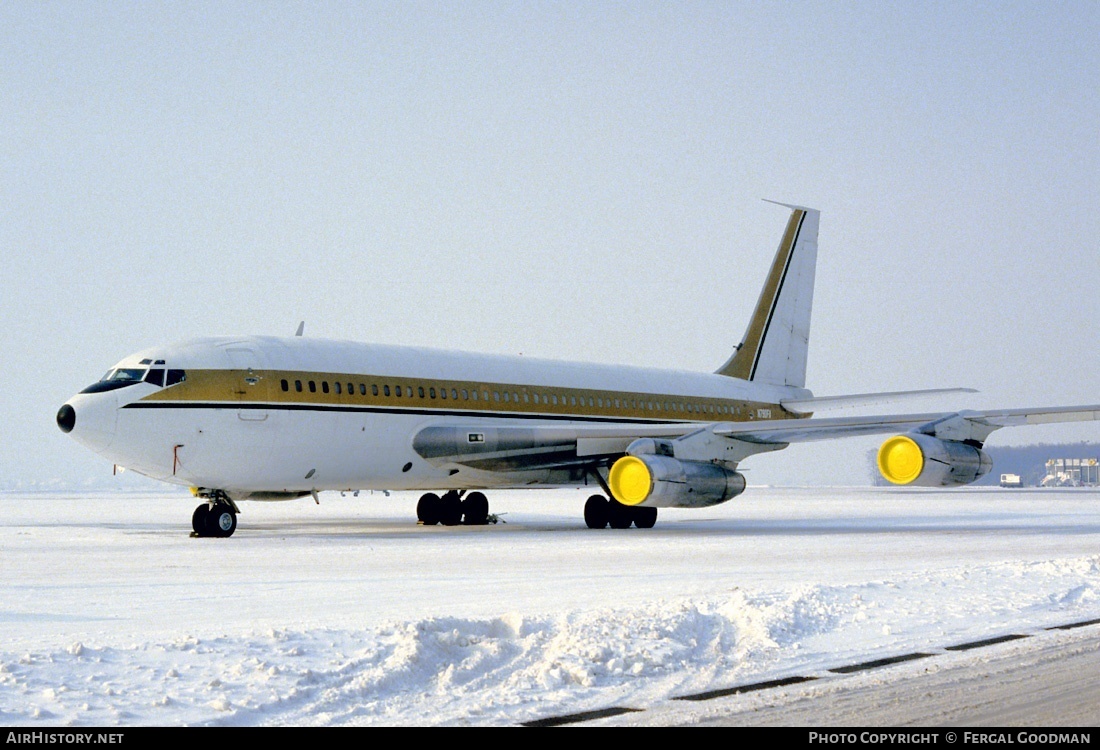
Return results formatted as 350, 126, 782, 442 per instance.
3, 485, 1100, 726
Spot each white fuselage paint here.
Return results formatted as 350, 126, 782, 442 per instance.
64, 335, 809, 497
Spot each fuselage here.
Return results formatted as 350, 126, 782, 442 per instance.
60, 335, 810, 498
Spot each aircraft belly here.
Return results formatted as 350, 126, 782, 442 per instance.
113, 405, 599, 494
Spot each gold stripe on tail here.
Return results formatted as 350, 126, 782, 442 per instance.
716, 208, 807, 380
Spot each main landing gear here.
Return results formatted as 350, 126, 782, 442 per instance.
191, 491, 239, 538
416, 490, 491, 526
584, 494, 657, 529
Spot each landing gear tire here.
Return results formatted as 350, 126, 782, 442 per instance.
439, 491, 463, 526
417, 493, 441, 525
584, 494, 610, 529
633, 506, 658, 529
207, 507, 237, 537
191, 502, 237, 538
192, 505, 210, 535
461, 492, 489, 525
608, 499, 634, 529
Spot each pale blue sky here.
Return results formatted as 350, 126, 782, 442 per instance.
2, 1, 1097, 488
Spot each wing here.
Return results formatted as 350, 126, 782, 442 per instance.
715, 404, 1100, 445
412, 404, 1100, 472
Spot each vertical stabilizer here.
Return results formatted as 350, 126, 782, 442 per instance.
716, 203, 819, 387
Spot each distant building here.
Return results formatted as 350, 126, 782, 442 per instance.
1000, 473, 1024, 488
1041, 458, 1099, 487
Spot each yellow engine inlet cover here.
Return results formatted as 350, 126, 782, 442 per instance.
608, 456, 653, 506
877, 435, 925, 485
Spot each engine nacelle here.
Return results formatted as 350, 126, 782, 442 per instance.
607, 454, 746, 508
877, 433, 992, 487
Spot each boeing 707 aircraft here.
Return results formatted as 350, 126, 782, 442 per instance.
57, 204, 1100, 537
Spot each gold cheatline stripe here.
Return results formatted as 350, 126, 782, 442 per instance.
139, 369, 801, 422
717, 208, 806, 381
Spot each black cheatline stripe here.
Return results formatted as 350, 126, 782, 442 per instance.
520, 706, 643, 727
750, 210, 806, 382
944, 634, 1030, 652
123, 401, 684, 425
674, 675, 817, 702
829, 652, 934, 674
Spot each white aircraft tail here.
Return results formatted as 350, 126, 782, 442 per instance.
716, 203, 820, 388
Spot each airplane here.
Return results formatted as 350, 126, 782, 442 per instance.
57, 203, 1100, 537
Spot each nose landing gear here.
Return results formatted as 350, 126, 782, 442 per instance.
191, 491, 239, 538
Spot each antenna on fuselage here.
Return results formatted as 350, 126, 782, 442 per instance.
295, 321, 305, 337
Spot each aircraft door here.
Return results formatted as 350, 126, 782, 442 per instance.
224, 346, 271, 422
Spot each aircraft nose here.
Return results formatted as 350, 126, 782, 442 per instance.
56, 404, 76, 433
61, 392, 118, 453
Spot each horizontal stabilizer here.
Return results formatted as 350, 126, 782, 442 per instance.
781, 388, 978, 413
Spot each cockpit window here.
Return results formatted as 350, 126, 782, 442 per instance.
80, 367, 186, 394
106, 368, 146, 383
80, 368, 148, 394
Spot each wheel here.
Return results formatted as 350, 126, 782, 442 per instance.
192, 504, 211, 536
207, 506, 237, 537
608, 499, 634, 529
439, 491, 463, 526
417, 493, 441, 525
633, 506, 658, 529
582, 494, 608, 529
461, 492, 489, 525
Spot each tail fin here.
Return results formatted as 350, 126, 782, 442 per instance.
716, 202, 820, 388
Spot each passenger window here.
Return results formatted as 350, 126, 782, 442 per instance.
166, 370, 187, 386
295, 380, 303, 392
322, 382, 330, 394
334, 382, 342, 395
281, 379, 289, 392
308, 381, 316, 393
418, 387, 425, 398
503, 392, 509, 402
470, 390, 477, 401
429, 387, 436, 399
493, 391, 500, 401
523, 393, 529, 403
372, 384, 379, 396
144, 369, 165, 387
440, 388, 447, 400
451, 389, 458, 400
482, 391, 489, 401
395, 385, 403, 397
462, 389, 469, 400
384, 385, 390, 397
552, 395, 558, 405
359, 384, 366, 396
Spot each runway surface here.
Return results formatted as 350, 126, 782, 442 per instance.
2, 486, 1099, 725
